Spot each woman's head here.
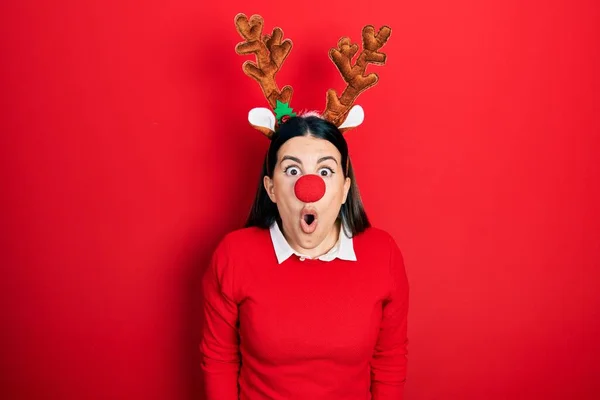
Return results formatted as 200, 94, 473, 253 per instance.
246, 115, 370, 247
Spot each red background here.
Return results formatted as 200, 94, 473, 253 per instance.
1, 1, 599, 399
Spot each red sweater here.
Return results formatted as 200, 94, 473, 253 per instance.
200, 226, 409, 400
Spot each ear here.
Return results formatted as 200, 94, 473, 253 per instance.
342, 176, 351, 204
337, 105, 364, 133
249, 108, 276, 138
263, 175, 276, 203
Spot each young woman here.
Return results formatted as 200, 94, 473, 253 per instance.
200, 14, 408, 400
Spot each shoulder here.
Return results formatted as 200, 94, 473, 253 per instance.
353, 226, 405, 269
205, 227, 271, 293
354, 226, 401, 252
358, 227, 408, 293
214, 226, 269, 248
220, 226, 268, 245
212, 226, 271, 259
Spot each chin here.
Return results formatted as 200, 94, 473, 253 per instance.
296, 230, 322, 248
301, 225, 333, 246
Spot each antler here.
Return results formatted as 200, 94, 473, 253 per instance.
234, 13, 293, 109
323, 25, 392, 126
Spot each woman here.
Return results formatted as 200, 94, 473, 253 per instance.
200, 14, 408, 400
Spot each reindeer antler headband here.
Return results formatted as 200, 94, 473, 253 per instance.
235, 13, 391, 138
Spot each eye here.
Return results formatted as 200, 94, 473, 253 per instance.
318, 167, 334, 177
284, 166, 301, 176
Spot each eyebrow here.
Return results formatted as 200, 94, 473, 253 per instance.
280, 155, 339, 165
317, 156, 339, 165
281, 155, 302, 164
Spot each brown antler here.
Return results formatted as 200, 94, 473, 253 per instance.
234, 13, 293, 109
323, 25, 392, 126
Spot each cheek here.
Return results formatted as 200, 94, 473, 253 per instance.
274, 175, 298, 202
324, 177, 346, 202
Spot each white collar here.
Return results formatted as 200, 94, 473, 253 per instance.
269, 220, 357, 264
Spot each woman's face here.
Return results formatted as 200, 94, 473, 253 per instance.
264, 134, 351, 254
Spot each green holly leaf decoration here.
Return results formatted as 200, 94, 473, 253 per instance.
273, 100, 296, 122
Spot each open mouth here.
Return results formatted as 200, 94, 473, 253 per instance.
303, 213, 316, 226
300, 209, 318, 234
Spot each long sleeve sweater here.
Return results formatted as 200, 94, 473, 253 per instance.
200, 226, 409, 400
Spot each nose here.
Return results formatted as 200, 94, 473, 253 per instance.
294, 175, 326, 203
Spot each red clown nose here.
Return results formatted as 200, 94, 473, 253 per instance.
294, 175, 326, 203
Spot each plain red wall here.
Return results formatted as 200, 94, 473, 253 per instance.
1, 1, 599, 399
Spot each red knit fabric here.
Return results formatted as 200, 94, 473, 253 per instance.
200, 226, 409, 400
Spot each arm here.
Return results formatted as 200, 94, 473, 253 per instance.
370, 235, 409, 399
200, 238, 240, 400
